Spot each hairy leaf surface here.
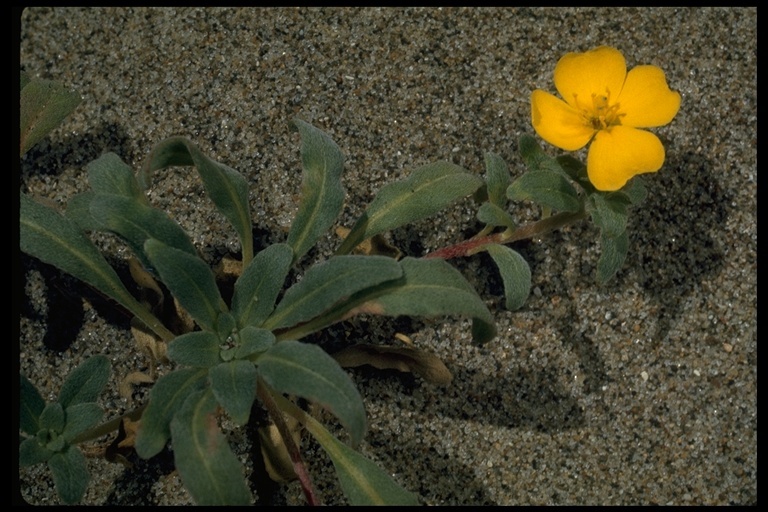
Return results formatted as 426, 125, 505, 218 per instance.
287, 118, 345, 262
264, 255, 402, 331
170, 389, 252, 505
257, 340, 366, 447
139, 136, 253, 264
338, 161, 483, 255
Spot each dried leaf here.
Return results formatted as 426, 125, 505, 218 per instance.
214, 254, 243, 279
172, 296, 197, 334
105, 417, 141, 469
336, 227, 402, 259
128, 257, 194, 335
118, 371, 154, 401
333, 344, 452, 385
393, 332, 413, 345
118, 418, 141, 449
258, 416, 303, 483
130, 318, 168, 363
128, 257, 164, 309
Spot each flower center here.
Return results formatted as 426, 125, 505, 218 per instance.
573, 88, 625, 131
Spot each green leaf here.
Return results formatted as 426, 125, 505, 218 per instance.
614, 176, 648, 206
209, 360, 258, 426
518, 134, 551, 172
134, 367, 208, 459
62, 403, 104, 443
64, 191, 102, 232
507, 169, 582, 213
67, 152, 147, 234
170, 389, 253, 505
40, 402, 66, 433
314, 419, 420, 505
555, 155, 594, 192
166, 331, 220, 367
58, 355, 110, 409
588, 193, 628, 238
39, 403, 65, 434
215, 311, 237, 342
337, 161, 483, 255
287, 118, 346, 262
231, 243, 293, 328
19, 437, 53, 467
20, 193, 152, 324
275, 393, 419, 505
476, 202, 516, 230
263, 255, 402, 331
20, 75, 81, 156
48, 446, 89, 504
90, 194, 197, 260
484, 152, 511, 208
86, 152, 144, 200
359, 257, 496, 344
143, 238, 227, 332
235, 327, 276, 359
597, 230, 629, 285
21, 70, 31, 89
139, 136, 253, 264
20, 374, 45, 436
486, 244, 531, 311
257, 340, 367, 447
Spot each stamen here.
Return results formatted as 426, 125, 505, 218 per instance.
582, 88, 623, 130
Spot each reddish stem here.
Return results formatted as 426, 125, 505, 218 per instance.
424, 209, 587, 260
256, 379, 319, 506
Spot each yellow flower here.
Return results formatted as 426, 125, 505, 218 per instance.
531, 46, 681, 191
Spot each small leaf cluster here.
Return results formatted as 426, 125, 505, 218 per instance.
19, 356, 110, 504
474, 135, 647, 289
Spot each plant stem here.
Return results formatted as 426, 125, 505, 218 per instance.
69, 404, 146, 445
424, 208, 587, 260
256, 378, 319, 506
130, 305, 176, 342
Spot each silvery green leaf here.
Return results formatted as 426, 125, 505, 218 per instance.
287, 119, 345, 262
257, 340, 367, 447
134, 367, 208, 459
337, 161, 483, 255
140, 136, 253, 264
143, 238, 227, 333
231, 243, 293, 328
597, 230, 629, 284
170, 389, 253, 505
486, 244, 531, 311
264, 255, 402, 331
507, 169, 582, 213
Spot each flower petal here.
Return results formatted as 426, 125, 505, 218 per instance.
587, 126, 666, 191
531, 90, 594, 151
554, 46, 627, 110
617, 65, 681, 128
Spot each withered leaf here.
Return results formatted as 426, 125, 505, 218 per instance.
171, 296, 196, 334
130, 318, 168, 363
258, 415, 303, 483
105, 417, 141, 469
214, 254, 243, 279
335, 227, 402, 259
128, 257, 164, 310
118, 371, 154, 401
333, 344, 452, 385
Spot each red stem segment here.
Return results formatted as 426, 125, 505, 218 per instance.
256, 378, 319, 506
424, 209, 587, 260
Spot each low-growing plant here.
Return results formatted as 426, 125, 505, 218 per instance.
19, 45, 681, 505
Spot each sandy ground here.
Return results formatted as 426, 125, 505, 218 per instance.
18, 7, 756, 505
